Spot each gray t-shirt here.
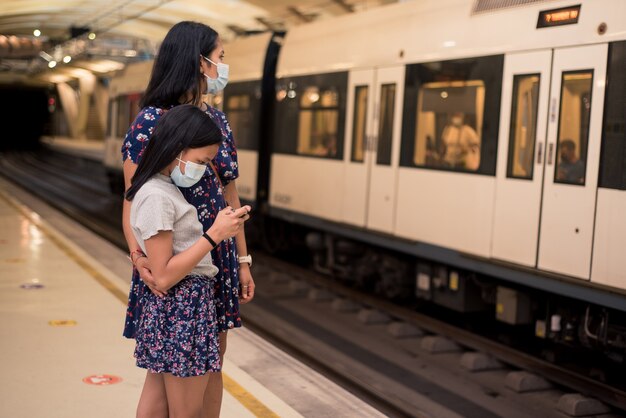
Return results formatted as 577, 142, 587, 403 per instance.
130, 174, 218, 278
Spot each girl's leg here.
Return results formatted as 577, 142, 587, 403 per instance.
137, 371, 168, 418
163, 373, 211, 418
202, 331, 227, 418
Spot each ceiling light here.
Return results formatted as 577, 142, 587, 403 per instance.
88, 32, 96, 40
63, 56, 71, 63
33, 29, 41, 37
48, 61, 57, 68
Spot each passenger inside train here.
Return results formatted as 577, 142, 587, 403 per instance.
557, 139, 585, 184
413, 81, 484, 171
441, 111, 480, 170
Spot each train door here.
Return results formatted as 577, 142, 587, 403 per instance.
341, 65, 405, 233
341, 70, 375, 227
538, 44, 608, 279
491, 50, 552, 266
366, 66, 405, 233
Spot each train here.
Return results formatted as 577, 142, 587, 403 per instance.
103, 0, 626, 362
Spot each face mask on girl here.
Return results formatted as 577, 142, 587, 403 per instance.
170, 153, 207, 187
202, 55, 229, 95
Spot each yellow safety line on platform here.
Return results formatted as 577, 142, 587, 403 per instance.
0, 190, 279, 418
224, 374, 280, 418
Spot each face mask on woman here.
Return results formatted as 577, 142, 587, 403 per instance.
170, 153, 207, 187
202, 55, 229, 95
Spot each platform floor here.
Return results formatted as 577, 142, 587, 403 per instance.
0, 177, 386, 418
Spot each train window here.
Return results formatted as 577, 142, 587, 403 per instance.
297, 86, 340, 158
224, 94, 255, 150
116, 97, 129, 137
351, 85, 368, 163
228, 95, 250, 109
377, 84, 396, 165
599, 41, 626, 190
507, 74, 540, 180
273, 72, 347, 159
116, 93, 141, 137
223, 81, 261, 150
554, 71, 593, 186
400, 55, 504, 175
412, 81, 484, 170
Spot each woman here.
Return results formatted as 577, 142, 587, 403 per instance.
126, 104, 250, 418
121, 21, 255, 417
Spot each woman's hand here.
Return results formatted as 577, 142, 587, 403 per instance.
135, 256, 166, 297
239, 263, 255, 304
207, 205, 251, 243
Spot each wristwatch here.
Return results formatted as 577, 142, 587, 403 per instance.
238, 254, 252, 267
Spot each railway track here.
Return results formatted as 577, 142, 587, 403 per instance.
0, 149, 126, 248
2, 149, 624, 417
245, 255, 626, 417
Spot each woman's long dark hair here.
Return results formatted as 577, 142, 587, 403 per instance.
140, 21, 219, 108
125, 105, 222, 200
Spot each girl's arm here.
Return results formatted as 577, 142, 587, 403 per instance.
123, 159, 164, 296
144, 205, 250, 293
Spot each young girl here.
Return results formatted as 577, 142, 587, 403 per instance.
125, 104, 250, 417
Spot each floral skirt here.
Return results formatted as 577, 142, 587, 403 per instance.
124, 240, 242, 338
134, 274, 221, 377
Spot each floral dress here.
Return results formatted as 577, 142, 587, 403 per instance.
122, 105, 242, 338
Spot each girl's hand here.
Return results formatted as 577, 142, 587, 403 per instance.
136, 256, 166, 297
207, 205, 251, 243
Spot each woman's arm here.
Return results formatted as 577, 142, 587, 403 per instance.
224, 181, 255, 303
122, 159, 141, 251
144, 206, 250, 293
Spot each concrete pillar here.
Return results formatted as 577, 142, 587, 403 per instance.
56, 83, 79, 138
76, 72, 96, 139
93, 81, 109, 138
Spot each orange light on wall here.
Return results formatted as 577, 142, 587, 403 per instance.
537, 5, 581, 28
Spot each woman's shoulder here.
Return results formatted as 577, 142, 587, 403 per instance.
204, 104, 230, 128
203, 103, 234, 144
136, 106, 166, 121
204, 104, 225, 118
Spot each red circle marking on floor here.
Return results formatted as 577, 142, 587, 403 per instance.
82, 375, 123, 385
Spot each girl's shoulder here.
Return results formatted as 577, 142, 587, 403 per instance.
133, 177, 179, 207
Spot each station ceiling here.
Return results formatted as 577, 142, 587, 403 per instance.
0, 0, 397, 82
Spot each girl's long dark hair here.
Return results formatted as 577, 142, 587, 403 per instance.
140, 21, 219, 108
125, 105, 222, 201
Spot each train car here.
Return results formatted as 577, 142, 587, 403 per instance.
221, 32, 283, 205
103, 59, 152, 194
102, 31, 283, 203
267, 0, 626, 356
